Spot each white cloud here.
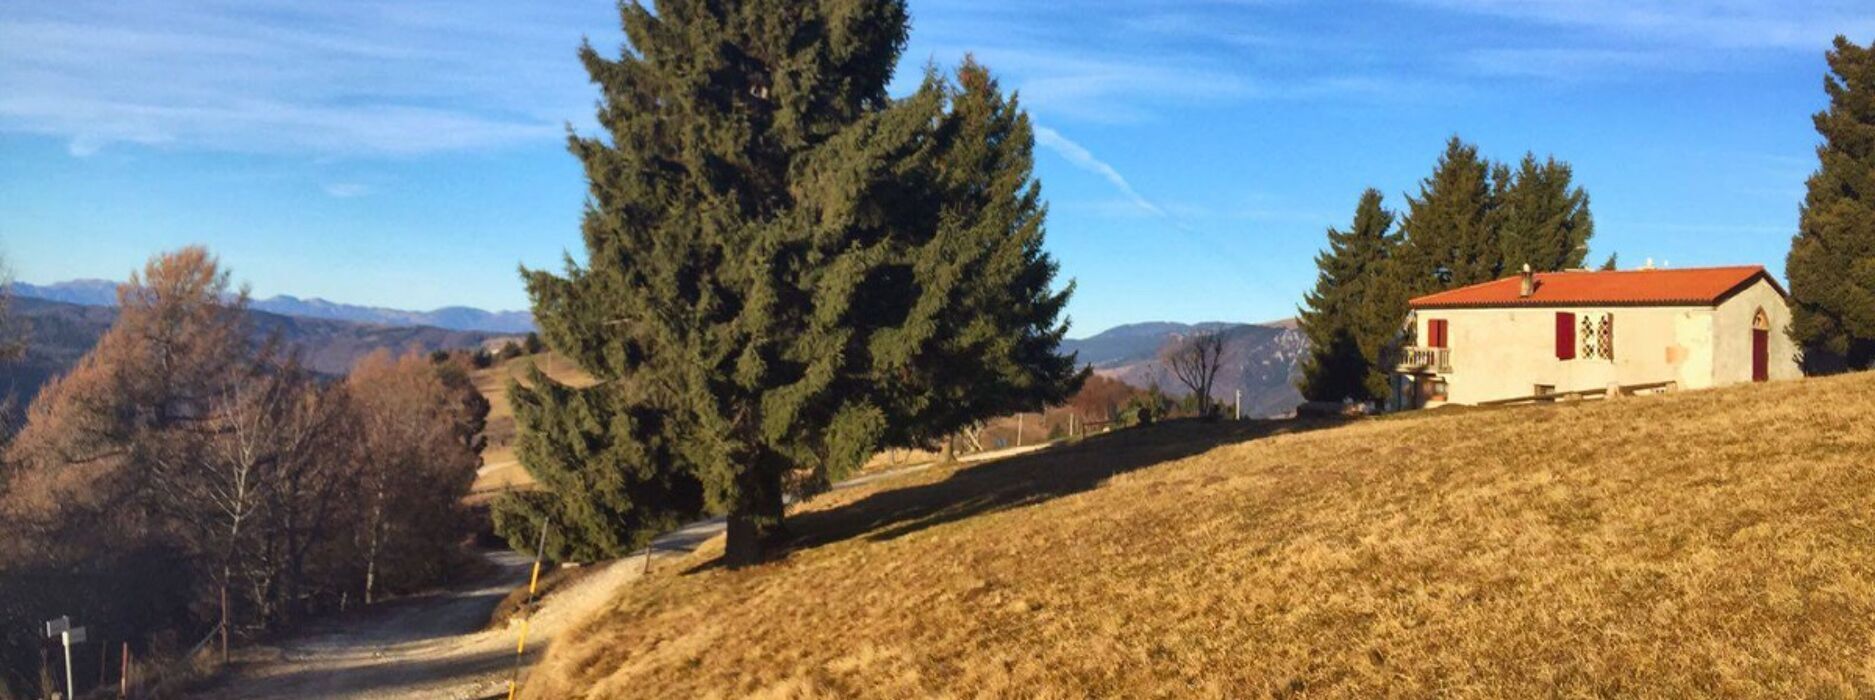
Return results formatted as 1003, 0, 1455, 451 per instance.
322, 182, 368, 198
1407, 0, 1875, 51
0, 1, 608, 157
1032, 125, 1167, 218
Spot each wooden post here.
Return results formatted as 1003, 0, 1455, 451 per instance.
1015, 414, 1023, 447
508, 523, 550, 700
120, 642, 129, 699
219, 586, 230, 664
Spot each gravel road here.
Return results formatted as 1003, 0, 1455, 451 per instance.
200, 447, 1044, 699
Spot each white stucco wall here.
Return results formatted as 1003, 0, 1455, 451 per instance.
1710, 280, 1803, 383
1409, 279, 1796, 406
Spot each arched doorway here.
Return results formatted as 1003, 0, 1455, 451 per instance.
1751, 308, 1770, 382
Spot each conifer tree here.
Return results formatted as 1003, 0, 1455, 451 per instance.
1600, 252, 1619, 271
494, 3, 1079, 565
1788, 36, 1875, 372
1298, 189, 1396, 402
1393, 137, 1498, 294
1496, 153, 1594, 271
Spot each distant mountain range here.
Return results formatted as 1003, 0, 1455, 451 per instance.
1061, 320, 1307, 418
1, 296, 502, 404
9, 279, 534, 334
4, 278, 1307, 418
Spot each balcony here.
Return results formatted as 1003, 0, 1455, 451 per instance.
1396, 346, 1452, 373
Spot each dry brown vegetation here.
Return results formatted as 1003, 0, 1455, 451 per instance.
0, 249, 492, 698
525, 371, 1875, 698
467, 351, 596, 499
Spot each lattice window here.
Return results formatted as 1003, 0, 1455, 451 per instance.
1574, 313, 1616, 360
1597, 314, 1614, 360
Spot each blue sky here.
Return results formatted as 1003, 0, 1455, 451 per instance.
2, 1, 1869, 335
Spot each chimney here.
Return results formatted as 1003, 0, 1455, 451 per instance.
1518, 263, 1535, 298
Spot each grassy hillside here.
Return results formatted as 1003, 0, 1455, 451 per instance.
524, 371, 1875, 698
467, 351, 598, 498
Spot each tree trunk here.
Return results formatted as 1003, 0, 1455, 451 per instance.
722, 457, 789, 568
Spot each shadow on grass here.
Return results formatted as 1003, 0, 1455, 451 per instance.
774, 416, 1344, 558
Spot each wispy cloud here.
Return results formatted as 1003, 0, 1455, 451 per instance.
322, 182, 368, 198
0, 1, 607, 157
1032, 125, 1168, 218
1460, 48, 1681, 79
1407, 0, 1875, 51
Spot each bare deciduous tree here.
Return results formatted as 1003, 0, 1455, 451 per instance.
345, 349, 484, 604
0, 248, 488, 687
1163, 331, 1229, 419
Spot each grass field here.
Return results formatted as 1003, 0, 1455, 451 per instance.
522, 371, 1875, 698
467, 351, 598, 498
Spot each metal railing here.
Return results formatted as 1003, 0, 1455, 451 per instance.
1395, 346, 1452, 373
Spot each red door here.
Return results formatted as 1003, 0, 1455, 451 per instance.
1752, 329, 1769, 382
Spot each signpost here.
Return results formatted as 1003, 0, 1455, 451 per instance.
44, 616, 83, 700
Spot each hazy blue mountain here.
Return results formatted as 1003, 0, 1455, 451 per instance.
1062, 319, 1306, 418
8, 279, 120, 306
10, 280, 534, 333
1, 297, 497, 404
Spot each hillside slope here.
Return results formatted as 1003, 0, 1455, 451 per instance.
467, 351, 598, 497
524, 372, 1875, 698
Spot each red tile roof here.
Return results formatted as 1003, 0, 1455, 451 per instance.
1407, 266, 1784, 309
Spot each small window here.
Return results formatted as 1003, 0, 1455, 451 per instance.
1555, 312, 1576, 359
1534, 384, 1556, 400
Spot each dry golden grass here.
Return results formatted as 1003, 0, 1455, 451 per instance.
468, 351, 597, 497
526, 372, 1875, 698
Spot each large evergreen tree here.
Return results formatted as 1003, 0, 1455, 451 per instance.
1361, 137, 1595, 403
1392, 137, 1499, 294
1297, 189, 1396, 402
1788, 35, 1875, 372
1495, 153, 1594, 272
493, 3, 1080, 566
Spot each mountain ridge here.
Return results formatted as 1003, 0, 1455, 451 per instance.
1, 296, 502, 404
1061, 319, 1306, 418
9, 279, 535, 334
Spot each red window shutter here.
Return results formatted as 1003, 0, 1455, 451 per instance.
1555, 312, 1576, 359
1428, 319, 1448, 348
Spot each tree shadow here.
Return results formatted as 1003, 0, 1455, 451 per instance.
774, 417, 1344, 558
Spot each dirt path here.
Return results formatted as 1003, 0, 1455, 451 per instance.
201, 449, 1045, 699
201, 520, 717, 700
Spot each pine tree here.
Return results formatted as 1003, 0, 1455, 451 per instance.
1788, 36, 1875, 372
1600, 252, 1619, 271
494, 4, 1079, 566
1298, 189, 1396, 402
1496, 153, 1594, 272
1393, 137, 1499, 294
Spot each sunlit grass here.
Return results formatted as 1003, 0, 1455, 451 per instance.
527, 371, 1875, 698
